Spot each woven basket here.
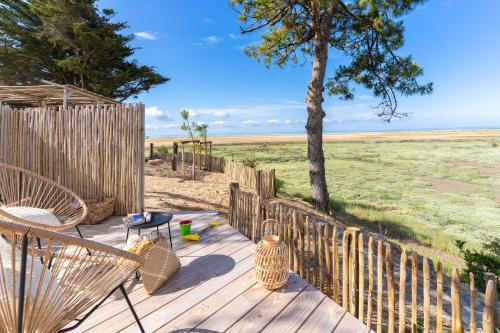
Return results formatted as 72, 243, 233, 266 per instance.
81, 197, 115, 225
255, 219, 289, 290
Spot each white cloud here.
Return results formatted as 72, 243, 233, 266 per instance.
240, 119, 305, 126
193, 35, 222, 47
134, 32, 158, 41
210, 120, 230, 127
229, 33, 240, 40
145, 106, 173, 121
186, 101, 305, 118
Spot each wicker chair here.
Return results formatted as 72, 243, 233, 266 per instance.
0, 218, 145, 333
0, 163, 88, 241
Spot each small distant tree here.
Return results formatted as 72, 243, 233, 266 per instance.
231, 0, 433, 212
194, 122, 209, 142
180, 110, 196, 140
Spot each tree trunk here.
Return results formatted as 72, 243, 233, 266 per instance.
305, 14, 333, 213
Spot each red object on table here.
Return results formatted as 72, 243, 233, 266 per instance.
179, 220, 192, 225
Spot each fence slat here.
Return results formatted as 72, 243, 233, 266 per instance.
398, 250, 407, 333
377, 240, 383, 333
436, 262, 443, 333
423, 257, 430, 333
451, 268, 464, 333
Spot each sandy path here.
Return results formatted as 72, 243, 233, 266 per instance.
144, 162, 230, 215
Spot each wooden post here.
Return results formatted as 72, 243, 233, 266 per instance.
333, 227, 340, 303
411, 252, 418, 333
469, 273, 476, 333
386, 244, 395, 333
376, 240, 383, 333
436, 262, 443, 333
150, 142, 154, 160
172, 142, 178, 171
358, 233, 364, 322
483, 279, 499, 333
229, 183, 239, 227
256, 170, 262, 197
350, 230, 357, 316
451, 268, 464, 333
324, 223, 332, 297
367, 237, 374, 328
192, 143, 196, 180
423, 257, 430, 333
398, 250, 407, 333
342, 231, 349, 309
306, 216, 311, 284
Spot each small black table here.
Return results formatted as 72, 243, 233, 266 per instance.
125, 212, 173, 247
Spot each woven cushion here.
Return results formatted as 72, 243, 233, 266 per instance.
141, 239, 180, 295
0, 206, 61, 226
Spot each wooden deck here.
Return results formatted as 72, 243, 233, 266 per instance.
64, 212, 371, 333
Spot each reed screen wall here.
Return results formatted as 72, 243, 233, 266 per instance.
0, 103, 145, 215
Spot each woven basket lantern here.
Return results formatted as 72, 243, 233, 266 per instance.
255, 219, 289, 290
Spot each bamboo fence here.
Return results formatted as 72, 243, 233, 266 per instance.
228, 184, 500, 333
0, 103, 145, 215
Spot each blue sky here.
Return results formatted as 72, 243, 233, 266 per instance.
100, 0, 500, 137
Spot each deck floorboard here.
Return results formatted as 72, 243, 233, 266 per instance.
63, 212, 369, 333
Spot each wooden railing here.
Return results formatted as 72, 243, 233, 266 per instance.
228, 184, 500, 333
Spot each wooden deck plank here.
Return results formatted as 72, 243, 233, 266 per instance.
121, 255, 255, 332
296, 297, 347, 333
226, 273, 308, 333
262, 284, 326, 333
84, 239, 254, 332
60, 212, 369, 333
72, 223, 242, 332
155, 269, 258, 332
333, 311, 372, 333
193, 278, 273, 332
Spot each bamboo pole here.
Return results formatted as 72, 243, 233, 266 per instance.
469, 273, 476, 333
398, 249, 407, 333
436, 262, 443, 333
423, 257, 430, 333
342, 231, 349, 309
367, 236, 374, 328
377, 240, 383, 333
411, 252, 418, 333
324, 223, 332, 297
483, 279, 498, 333
358, 233, 364, 321
451, 268, 464, 333
386, 244, 395, 333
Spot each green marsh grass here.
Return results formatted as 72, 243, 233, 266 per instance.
213, 139, 500, 257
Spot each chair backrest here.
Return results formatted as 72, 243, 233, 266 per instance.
0, 219, 143, 333
0, 163, 88, 231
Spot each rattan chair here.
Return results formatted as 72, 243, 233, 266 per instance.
0, 218, 145, 333
0, 163, 88, 241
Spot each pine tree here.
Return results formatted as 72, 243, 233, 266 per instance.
0, 0, 167, 100
231, 0, 433, 212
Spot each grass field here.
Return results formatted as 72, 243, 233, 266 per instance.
212, 138, 500, 256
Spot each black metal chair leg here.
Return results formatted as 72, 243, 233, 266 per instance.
36, 237, 44, 264
119, 284, 145, 333
17, 233, 28, 333
75, 225, 92, 256
126, 227, 130, 242
167, 222, 172, 247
